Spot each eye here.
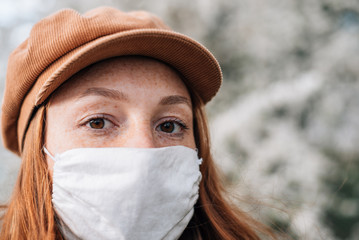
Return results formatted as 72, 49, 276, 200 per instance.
86, 118, 113, 129
89, 118, 105, 129
160, 122, 176, 133
157, 119, 188, 134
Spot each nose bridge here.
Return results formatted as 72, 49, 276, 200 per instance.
122, 115, 156, 148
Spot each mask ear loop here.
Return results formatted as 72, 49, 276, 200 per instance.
43, 146, 56, 162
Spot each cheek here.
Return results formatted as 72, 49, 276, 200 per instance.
45, 105, 79, 154
46, 156, 54, 178
184, 132, 196, 149
155, 130, 196, 149
178, 138, 196, 150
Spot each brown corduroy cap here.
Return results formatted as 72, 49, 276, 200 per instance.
1, 6, 222, 155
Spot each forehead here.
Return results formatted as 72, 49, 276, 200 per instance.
50, 56, 192, 103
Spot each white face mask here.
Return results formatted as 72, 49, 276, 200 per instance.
44, 146, 202, 240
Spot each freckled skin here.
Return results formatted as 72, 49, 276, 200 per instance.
45, 57, 196, 174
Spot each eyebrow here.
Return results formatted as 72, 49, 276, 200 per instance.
78, 87, 129, 101
159, 95, 191, 108
78, 88, 191, 107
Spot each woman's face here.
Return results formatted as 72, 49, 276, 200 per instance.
45, 57, 196, 171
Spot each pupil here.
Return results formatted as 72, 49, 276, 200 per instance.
161, 122, 174, 133
90, 119, 104, 129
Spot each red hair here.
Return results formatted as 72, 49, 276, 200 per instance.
0, 106, 62, 239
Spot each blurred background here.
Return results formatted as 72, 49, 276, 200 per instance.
0, 0, 358, 239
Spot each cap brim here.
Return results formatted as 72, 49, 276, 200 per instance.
36, 29, 222, 105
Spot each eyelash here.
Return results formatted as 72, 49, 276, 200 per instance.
81, 115, 189, 136
81, 114, 115, 130
156, 117, 189, 136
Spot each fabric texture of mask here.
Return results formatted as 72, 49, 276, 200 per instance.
44, 146, 202, 240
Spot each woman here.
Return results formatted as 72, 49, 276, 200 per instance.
0, 7, 276, 240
